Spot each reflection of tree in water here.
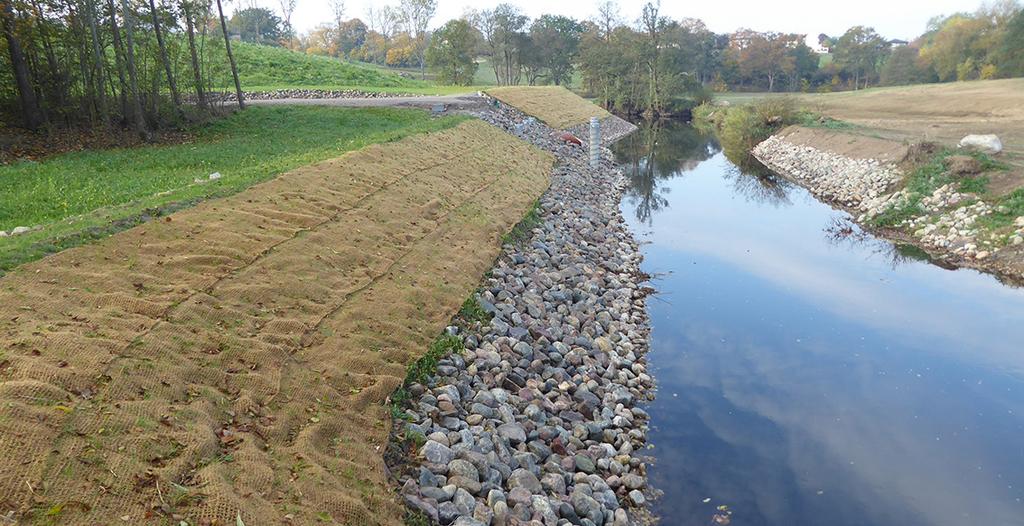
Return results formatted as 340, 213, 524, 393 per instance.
615, 119, 797, 223
722, 161, 794, 207
614, 119, 719, 224
824, 217, 946, 270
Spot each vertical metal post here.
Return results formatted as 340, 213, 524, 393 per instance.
589, 117, 601, 168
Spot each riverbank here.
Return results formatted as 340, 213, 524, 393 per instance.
386, 102, 659, 526
752, 126, 1024, 284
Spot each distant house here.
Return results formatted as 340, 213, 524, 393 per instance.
889, 39, 909, 47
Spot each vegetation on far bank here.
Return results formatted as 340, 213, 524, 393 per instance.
0, 106, 464, 273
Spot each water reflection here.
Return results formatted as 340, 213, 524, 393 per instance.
613, 121, 1024, 526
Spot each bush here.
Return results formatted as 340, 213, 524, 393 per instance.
719, 97, 797, 167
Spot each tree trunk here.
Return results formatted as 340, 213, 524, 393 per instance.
1, 0, 44, 129
85, 0, 110, 126
216, 0, 244, 109
120, 0, 151, 139
148, 0, 182, 112
181, 0, 206, 109
106, 0, 129, 118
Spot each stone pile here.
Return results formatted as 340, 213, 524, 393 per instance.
391, 105, 652, 526
201, 89, 415, 103
752, 134, 1024, 263
753, 135, 902, 210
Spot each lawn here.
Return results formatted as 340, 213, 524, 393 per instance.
0, 106, 464, 272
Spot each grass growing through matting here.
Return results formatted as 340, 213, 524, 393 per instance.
502, 200, 542, 244
0, 106, 465, 273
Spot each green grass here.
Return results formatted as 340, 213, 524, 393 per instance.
458, 295, 492, 324
0, 106, 465, 273
229, 42, 424, 90
501, 200, 541, 244
979, 188, 1024, 229
871, 149, 1007, 227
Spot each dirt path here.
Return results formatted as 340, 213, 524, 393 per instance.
0, 120, 552, 525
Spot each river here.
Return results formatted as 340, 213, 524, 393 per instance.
612, 120, 1024, 526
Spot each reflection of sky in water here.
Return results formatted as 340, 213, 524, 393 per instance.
615, 124, 1024, 526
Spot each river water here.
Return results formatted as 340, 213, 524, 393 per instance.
612, 121, 1024, 526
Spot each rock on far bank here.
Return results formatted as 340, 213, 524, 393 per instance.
958, 134, 1003, 154
394, 103, 652, 526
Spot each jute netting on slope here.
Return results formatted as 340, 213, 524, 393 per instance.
486, 86, 610, 130
0, 119, 553, 525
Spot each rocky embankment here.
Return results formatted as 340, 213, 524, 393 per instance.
389, 105, 656, 526
754, 132, 1024, 281
201, 88, 415, 103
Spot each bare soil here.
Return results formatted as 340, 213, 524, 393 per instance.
0, 120, 553, 525
799, 78, 1024, 196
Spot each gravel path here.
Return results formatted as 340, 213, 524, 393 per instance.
389, 102, 655, 526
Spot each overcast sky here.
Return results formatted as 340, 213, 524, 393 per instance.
285, 0, 990, 41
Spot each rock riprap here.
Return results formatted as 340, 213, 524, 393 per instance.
753, 133, 1024, 266
391, 104, 652, 526
199, 88, 415, 103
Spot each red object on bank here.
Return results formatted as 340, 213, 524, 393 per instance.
559, 132, 583, 146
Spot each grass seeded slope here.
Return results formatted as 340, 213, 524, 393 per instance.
0, 120, 553, 525
0, 106, 464, 273
487, 86, 610, 129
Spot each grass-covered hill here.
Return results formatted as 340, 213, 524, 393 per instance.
225, 42, 425, 90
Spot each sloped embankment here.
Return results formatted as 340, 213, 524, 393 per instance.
0, 120, 552, 525
753, 126, 1024, 282
486, 86, 611, 130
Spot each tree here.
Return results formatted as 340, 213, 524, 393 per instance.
229, 6, 284, 44
278, 0, 297, 46
398, 0, 436, 78
736, 31, 798, 92
181, 0, 207, 108
788, 39, 819, 90
595, 0, 620, 42
999, 9, 1024, 75
426, 18, 478, 85
880, 45, 933, 85
2, 0, 42, 129
529, 15, 583, 86
328, 0, 344, 29
121, 0, 152, 137
336, 18, 367, 57
833, 26, 889, 89
148, 0, 182, 112
471, 4, 528, 86
216, 0, 244, 108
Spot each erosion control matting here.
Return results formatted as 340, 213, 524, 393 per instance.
0, 119, 553, 525
487, 86, 611, 130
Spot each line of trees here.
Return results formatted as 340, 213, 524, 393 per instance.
1, 0, 246, 133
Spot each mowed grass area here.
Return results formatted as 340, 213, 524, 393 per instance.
487, 86, 609, 129
0, 106, 464, 273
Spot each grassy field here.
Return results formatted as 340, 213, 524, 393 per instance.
0, 106, 464, 272
487, 86, 609, 129
227, 42, 423, 90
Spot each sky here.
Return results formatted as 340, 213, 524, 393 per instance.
283, 0, 992, 41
